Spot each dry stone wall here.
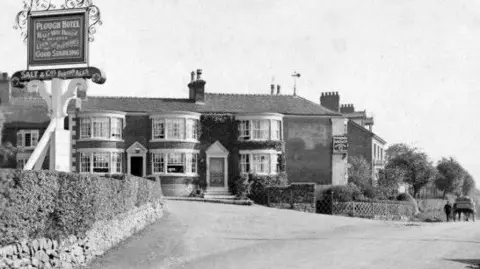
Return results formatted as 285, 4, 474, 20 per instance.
0, 201, 164, 269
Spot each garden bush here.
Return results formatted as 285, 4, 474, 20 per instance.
322, 183, 364, 202
396, 192, 419, 214
248, 172, 288, 204
233, 173, 251, 199
0, 169, 163, 247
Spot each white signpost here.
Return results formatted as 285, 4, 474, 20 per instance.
13, 0, 105, 172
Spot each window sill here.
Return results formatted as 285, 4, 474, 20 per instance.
237, 139, 283, 142
241, 172, 279, 176
78, 138, 124, 142
151, 173, 199, 177
149, 139, 199, 143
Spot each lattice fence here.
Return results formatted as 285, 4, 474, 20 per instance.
317, 198, 415, 221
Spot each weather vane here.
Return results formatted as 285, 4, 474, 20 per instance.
292, 71, 301, 96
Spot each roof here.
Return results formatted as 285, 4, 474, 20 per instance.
348, 120, 386, 144
67, 93, 342, 116
2, 97, 50, 124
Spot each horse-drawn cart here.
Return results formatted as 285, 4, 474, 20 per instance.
453, 197, 476, 222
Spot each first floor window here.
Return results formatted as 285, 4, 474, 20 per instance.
111, 152, 123, 174
240, 152, 281, 175
271, 120, 282, 140
167, 153, 184, 173
93, 153, 109, 173
186, 119, 199, 140
80, 153, 91, 173
79, 151, 123, 174
16, 158, 28, 169
152, 153, 165, 173
151, 152, 198, 174
253, 154, 269, 174
240, 154, 250, 174
16, 130, 39, 148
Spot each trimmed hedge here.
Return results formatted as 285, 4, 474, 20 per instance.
248, 172, 288, 205
0, 169, 163, 247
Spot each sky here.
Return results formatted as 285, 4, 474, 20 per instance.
1, 0, 479, 187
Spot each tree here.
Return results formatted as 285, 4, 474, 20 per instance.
385, 143, 412, 161
376, 168, 401, 198
348, 156, 372, 189
387, 146, 436, 197
0, 108, 17, 168
435, 157, 465, 198
462, 172, 476, 196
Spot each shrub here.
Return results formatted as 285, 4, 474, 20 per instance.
233, 173, 251, 199
0, 169, 163, 247
248, 172, 288, 204
396, 192, 419, 214
323, 183, 364, 202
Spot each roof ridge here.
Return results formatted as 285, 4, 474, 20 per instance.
206, 92, 294, 97
295, 95, 343, 115
88, 95, 190, 101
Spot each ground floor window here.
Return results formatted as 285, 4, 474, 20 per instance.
151, 151, 199, 175
239, 151, 281, 175
79, 151, 124, 175
16, 156, 29, 169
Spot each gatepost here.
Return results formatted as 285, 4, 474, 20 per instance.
12, 0, 106, 172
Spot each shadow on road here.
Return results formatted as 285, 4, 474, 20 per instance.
445, 259, 480, 269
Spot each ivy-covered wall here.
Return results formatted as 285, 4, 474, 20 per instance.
198, 114, 287, 193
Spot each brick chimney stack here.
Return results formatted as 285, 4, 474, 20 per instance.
320, 92, 340, 112
188, 69, 206, 104
340, 104, 355, 113
0, 72, 11, 105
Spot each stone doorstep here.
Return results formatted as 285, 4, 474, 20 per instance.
203, 194, 237, 200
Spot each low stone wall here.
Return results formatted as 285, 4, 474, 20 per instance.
267, 183, 316, 213
0, 201, 164, 269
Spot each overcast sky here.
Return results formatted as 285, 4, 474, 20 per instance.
1, 0, 479, 187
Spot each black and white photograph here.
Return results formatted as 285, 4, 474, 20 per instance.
0, 0, 479, 268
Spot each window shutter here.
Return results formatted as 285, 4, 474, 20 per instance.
32, 131, 39, 146
17, 132, 23, 147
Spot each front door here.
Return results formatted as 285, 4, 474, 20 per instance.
130, 156, 143, 177
209, 157, 225, 187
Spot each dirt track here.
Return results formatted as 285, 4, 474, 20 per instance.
85, 201, 480, 269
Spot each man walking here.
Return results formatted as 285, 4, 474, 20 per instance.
444, 201, 452, 222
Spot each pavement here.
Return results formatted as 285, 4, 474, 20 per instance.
84, 201, 480, 269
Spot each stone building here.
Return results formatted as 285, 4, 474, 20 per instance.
1, 70, 349, 197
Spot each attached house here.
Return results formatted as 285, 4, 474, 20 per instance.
0, 70, 349, 197
320, 92, 387, 184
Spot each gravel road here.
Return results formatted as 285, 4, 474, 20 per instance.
84, 201, 480, 269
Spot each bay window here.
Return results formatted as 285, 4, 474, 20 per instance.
151, 151, 199, 175
236, 115, 283, 141
79, 115, 124, 140
17, 130, 39, 148
151, 117, 199, 141
240, 151, 281, 175
79, 151, 124, 174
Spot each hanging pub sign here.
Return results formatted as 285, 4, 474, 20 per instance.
333, 136, 348, 153
28, 8, 89, 67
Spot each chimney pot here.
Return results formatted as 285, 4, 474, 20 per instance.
190, 71, 195, 82
277, 85, 281, 95
196, 69, 203, 80
270, 84, 275, 95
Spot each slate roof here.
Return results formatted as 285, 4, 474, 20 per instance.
348, 120, 386, 144
2, 92, 341, 125
66, 93, 341, 116
2, 98, 50, 124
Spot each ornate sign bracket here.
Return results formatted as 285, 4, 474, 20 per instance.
14, 0, 103, 43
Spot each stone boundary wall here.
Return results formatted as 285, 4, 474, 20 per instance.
0, 201, 164, 269
267, 183, 316, 213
